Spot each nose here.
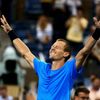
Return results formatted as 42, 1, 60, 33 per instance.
50, 47, 55, 53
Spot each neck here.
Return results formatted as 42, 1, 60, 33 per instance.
51, 59, 65, 70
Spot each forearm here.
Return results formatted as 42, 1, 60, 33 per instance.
80, 27, 100, 55
8, 30, 32, 57
76, 28, 99, 68
9, 31, 35, 67
83, 36, 96, 53
13, 38, 31, 56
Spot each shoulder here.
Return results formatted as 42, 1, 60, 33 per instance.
33, 57, 50, 69
64, 57, 76, 68
80, 18, 88, 25
67, 57, 76, 63
33, 58, 48, 65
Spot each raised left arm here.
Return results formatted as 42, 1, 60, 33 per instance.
75, 17, 100, 69
75, 36, 96, 68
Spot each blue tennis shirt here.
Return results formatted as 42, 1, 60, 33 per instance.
33, 57, 81, 100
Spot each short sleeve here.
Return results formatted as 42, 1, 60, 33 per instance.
67, 58, 83, 80
80, 18, 88, 29
33, 58, 48, 76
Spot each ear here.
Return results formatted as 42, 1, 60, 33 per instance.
63, 52, 70, 58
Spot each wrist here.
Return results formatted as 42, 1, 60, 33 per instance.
8, 30, 18, 41
7, 28, 13, 33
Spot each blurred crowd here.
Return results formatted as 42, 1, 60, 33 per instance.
0, 0, 100, 100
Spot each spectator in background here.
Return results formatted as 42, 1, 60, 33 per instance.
36, 15, 53, 62
95, 2, 100, 19
0, 86, 13, 100
84, 74, 96, 89
36, 15, 53, 44
19, 82, 37, 100
26, 82, 37, 100
0, 45, 25, 86
0, 46, 18, 85
92, 0, 100, 16
73, 87, 90, 100
64, 0, 82, 16
88, 76, 100, 100
52, 0, 69, 42
26, 93, 36, 100
66, 6, 88, 56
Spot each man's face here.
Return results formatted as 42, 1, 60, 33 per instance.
49, 41, 68, 61
75, 92, 89, 100
92, 78, 100, 90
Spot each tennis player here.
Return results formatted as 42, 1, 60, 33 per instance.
0, 15, 100, 100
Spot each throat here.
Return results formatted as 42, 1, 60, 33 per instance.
51, 60, 65, 70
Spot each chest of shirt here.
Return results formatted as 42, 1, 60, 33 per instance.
38, 68, 72, 89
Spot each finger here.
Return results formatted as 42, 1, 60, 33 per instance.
1, 25, 7, 32
1, 25, 4, 28
0, 18, 5, 25
2, 15, 7, 24
1, 25, 5, 30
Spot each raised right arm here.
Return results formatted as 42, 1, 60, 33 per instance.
13, 38, 35, 68
0, 15, 35, 68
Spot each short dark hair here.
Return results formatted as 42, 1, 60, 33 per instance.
56, 39, 71, 61
75, 87, 90, 96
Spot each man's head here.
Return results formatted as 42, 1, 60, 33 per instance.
38, 15, 48, 30
49, 39, 71, 62
0, 86, 7, 98
74, 87, 90, 100
92, 76, 100, 90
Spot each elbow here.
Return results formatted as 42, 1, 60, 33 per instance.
20, 50, 29, 57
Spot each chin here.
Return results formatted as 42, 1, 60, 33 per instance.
50, 58, 55, 61
49, 56, 55, 61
